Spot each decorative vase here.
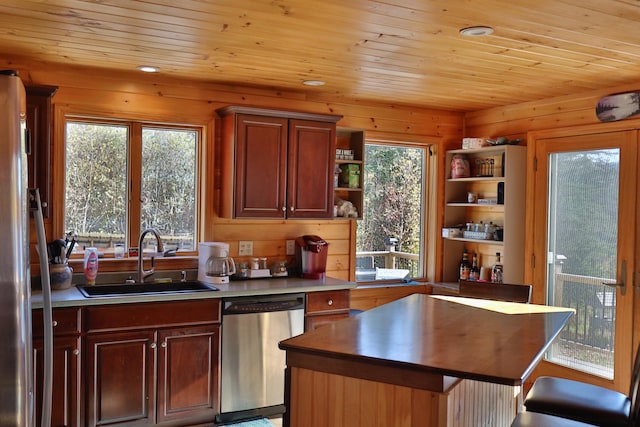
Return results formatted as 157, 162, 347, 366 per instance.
49, 264, 73, 290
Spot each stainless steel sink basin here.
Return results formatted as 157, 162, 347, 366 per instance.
77, 281, 218, 298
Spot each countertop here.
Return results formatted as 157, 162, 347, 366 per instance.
31, 276, 356, 309
279, 293, 574, 387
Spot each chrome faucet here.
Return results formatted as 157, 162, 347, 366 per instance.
137, 228, 164, 283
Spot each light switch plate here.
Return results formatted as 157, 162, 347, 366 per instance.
239, 241, 253, 256
286, 240, 295, 255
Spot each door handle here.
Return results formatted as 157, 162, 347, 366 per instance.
604, 259, 626, 295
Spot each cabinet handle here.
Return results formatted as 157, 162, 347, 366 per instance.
73, 349, 80, 356
290, 206, 294, 212
52, 320, 58, 327
327, 299, 333, 306
150, 343, 157, 349
281, 206, 286, 212
161, 342, 167, 348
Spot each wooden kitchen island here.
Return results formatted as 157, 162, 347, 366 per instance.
278, 294, 574, 427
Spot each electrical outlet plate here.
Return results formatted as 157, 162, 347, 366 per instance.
239, 241, 253, 256
286, 240, 295, 255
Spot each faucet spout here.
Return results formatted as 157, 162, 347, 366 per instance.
137, 228, 164, 283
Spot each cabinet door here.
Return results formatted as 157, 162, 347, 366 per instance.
156, 325, 220, 424
287, 119, 336, 218
234, 114, 288, 218
86, 331, 156, 427
33, 336, 81, 427
305, 313, 350, 331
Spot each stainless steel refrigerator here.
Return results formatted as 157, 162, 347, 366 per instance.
0, 70, 35, 427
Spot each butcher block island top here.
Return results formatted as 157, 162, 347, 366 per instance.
278, 294, 574, 427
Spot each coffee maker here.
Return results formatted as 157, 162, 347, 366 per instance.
198, 242, 236, 284
295, 235, 329, 279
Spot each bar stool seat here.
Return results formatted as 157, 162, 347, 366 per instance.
524, 344, 640, 427
524, 377, 630, 427
512, 412, 598, 427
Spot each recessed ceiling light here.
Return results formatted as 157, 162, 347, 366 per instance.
137, 65, 160, 73
303, 80, 326, 86
459, 26, 494, 37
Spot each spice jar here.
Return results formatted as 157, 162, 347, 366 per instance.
236, 262, 249, 278
271, 260, 288, 276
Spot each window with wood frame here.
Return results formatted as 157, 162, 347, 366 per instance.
63, 118, 200, 257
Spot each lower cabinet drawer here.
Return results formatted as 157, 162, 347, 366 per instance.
85, 299, 221, 332
306, 290, 350, 314
32, 307, 81, 337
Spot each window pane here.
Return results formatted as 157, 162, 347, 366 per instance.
141, 127, 197, 252
356, 144, 424, 281
64, 122, 128, 252
546, 149, 619, 379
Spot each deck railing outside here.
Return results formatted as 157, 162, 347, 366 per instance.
548, 271, 616, 378
355, 250, 419, 281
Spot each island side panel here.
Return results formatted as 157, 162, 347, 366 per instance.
444, 378, 518, 427
288, 367, 441, 427
287, 367, 517, 427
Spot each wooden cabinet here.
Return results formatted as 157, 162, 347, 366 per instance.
86, 330, 156, 427
26, 85, 58, 218
85, 299, 221, 427
442, 145, 526, 283
32, 307, 82, 427
156, 325, 220, 424
217, 106, 342, 219
305, 290, 350, 330
334, 128, 364, 219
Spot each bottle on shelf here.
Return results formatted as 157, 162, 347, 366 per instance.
459, 249, 471, 281
470, 252, 480, 281
491, 252, 503, 284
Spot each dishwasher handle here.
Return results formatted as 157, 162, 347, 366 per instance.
223, 294, 305, 314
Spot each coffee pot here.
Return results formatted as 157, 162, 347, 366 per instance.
198, 242, 236, 284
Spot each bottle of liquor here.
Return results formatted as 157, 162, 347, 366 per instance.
459, 249, 471, 281
470, 252, 480, 281
491, 252, 503, 284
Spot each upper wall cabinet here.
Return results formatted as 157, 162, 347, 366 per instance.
26, 85, 58, 218
217, 106, 342, 219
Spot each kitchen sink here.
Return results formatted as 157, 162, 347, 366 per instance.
77, 281, 218, 298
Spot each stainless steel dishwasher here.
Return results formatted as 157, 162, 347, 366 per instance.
216, 293, 305, 424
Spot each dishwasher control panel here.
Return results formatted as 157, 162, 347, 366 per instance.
222, 293, 305, 314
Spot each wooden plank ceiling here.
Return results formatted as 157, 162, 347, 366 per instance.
2, 0, 640, 111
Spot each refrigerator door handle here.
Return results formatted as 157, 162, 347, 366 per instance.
30, 188, 52, 427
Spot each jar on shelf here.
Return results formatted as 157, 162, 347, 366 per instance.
451, 154, 470, 179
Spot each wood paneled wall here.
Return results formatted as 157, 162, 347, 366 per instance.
16, 53, 640, 282
464, 83, 640, 140
5, 55, 463, 280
